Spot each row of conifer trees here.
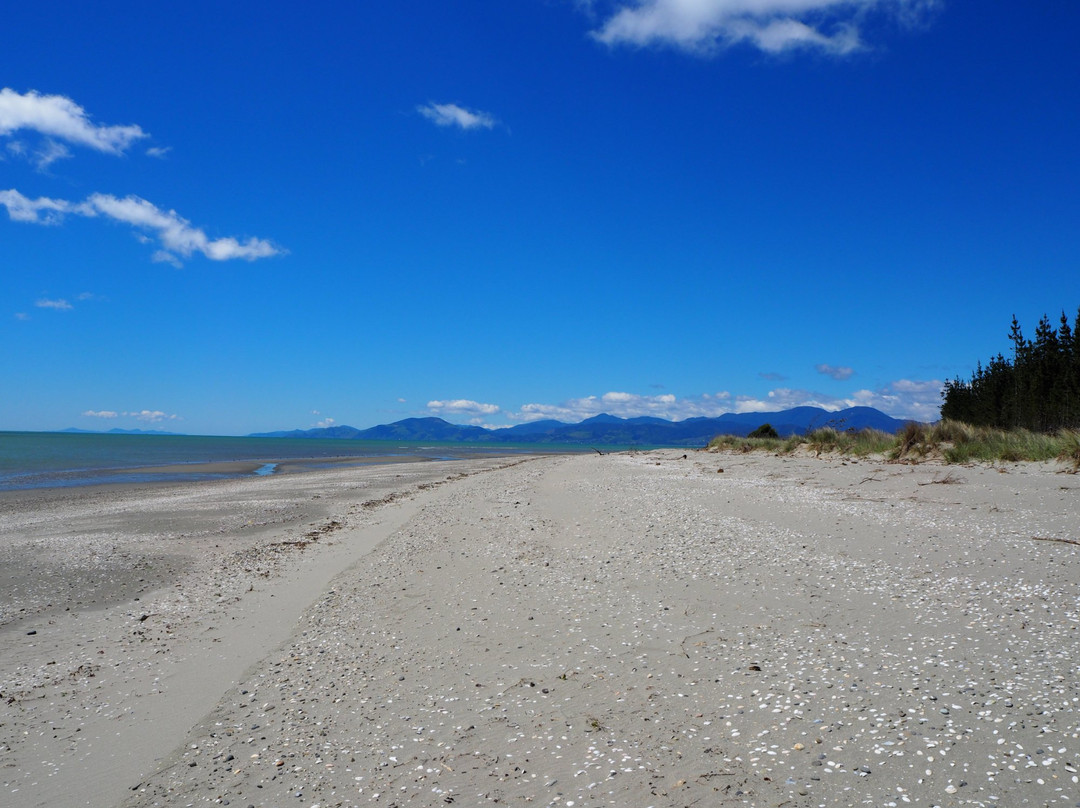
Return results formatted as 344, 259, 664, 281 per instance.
940, 309, 1080, 432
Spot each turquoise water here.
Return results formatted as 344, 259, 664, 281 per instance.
0, 431, 540, 491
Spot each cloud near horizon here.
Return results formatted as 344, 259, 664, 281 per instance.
507, 381, 942, 424
418, 102, 497, 131
0, 189, 282, 263
84, 409, 181, 423
513, 390, 689, 423
590, 0, 939, 56
428, 399, 501, 425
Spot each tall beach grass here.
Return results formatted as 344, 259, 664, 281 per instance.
707, 420, 1080, 470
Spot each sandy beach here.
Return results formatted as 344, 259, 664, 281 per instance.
2, 450, 1078, 808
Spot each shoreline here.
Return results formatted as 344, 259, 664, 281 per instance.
2, 451, 1078, 807
1, 455, 534, 808
0, 449, 532, 494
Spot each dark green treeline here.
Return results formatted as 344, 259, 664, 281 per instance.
941, 309, 1080, 431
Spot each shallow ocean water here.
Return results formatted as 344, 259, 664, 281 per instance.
0, 431, 541, 491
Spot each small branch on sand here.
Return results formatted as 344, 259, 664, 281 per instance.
1032, 536, 1080, 547
592, 447, 604, 456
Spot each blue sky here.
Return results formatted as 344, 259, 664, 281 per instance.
2, 1, 1078, 435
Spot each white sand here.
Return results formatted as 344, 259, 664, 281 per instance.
2, 451, 1078, 808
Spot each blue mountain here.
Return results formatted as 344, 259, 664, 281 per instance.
251, 406, 914, 447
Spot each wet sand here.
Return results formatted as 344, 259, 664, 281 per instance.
2, 450, 1078, 807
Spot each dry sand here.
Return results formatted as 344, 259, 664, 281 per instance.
2, 450, 1078, 808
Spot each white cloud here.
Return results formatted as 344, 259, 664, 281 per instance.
428, 399, 501, 417
14, 312, 30, 321
146, 145, 171, 158
35, 297, 73, 311
731, 387, 846, 413
428, 399, 502, 426
81, 193, 281, 261
514, 391, 686, 422
816, 363, 854, 380
418, 102, 497, 131
83, 409, 181, 423
125, 410, 181, 423
0, 188, 71, 223
83, 410, 118, 418
1, 188, 282, 264
590, 0, 936, 56
0, 88, 148, 157
844, 379, 943, 423
315, 417, 336, 429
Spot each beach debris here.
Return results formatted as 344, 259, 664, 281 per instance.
1031, 535, 1080, 547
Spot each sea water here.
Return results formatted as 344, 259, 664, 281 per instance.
0, 431, 532, 491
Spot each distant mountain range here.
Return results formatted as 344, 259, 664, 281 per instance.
250, 406, 913, 448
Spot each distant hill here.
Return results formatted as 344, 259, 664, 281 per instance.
251, 406, 913, 447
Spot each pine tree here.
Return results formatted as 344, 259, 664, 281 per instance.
941, 309, 1080, 431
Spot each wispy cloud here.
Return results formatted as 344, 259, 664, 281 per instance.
816, 363, 854, 381
23, 291, 104, 317
84, 193, 281, 263
590, 0, 939, 56
83, 409, 182, 423
35, 297, 73, 311
0, 188, 282, 264
129, 410, 181, 423
0, 188, 69, 224
418, 102, 497, 131
0, 88, 148, 168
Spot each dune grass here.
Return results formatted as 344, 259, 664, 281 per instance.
706, 420, 1080, 470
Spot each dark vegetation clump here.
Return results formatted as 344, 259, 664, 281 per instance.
941, 308, 1080, 432
748, 423, 779, 439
